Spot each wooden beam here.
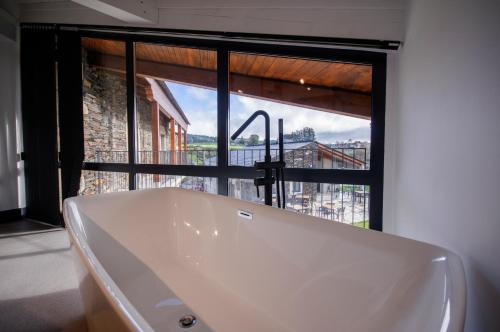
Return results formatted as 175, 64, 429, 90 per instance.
183, 129, 187, 151
231, 76, 371, 119
150, 100, 160, 181
169, 117, 176, 165
87, 52, 371, 119
145, 78, 189, 129
177, 123, 182, 164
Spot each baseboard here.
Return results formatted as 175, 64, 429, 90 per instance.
0, 208, 25, 222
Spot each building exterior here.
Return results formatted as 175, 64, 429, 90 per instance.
80, 48, 190, 195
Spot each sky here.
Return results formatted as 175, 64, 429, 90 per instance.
166, 81, 371, 143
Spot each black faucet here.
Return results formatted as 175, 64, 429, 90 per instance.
231, 110, 286, 208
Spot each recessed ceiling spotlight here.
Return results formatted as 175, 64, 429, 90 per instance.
299, 78, 305, 84
307, 87, 311, 91
237, 89, 243, 93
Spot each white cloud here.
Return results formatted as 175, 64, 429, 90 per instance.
183, 106, 217, 136
185, 86, 210, 101
231, 96, 371, 142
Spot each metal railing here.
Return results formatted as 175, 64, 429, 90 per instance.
229, 147, 368, 169
229, 180, 369, 228
93, 150, 128, 163
91, 147, 368, 169
137, 150, 217, 166
136, 174, 217, 194
79, 170, 128, 195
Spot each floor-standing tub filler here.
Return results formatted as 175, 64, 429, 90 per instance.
64, 188, 466, 332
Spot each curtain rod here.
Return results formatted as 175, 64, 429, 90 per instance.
21, 23, 401, 51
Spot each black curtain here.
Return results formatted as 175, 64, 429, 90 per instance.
20, 26, 61, 225
58, 30, 84, 203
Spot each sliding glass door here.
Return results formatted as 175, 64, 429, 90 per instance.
227, 51, 373, 227
76, 34, 385, 230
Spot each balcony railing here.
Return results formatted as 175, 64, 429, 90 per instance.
228, 147, 368, 169
137, 150, 217, 166
92, 150, 128, 163
91, 147, 368, 169
229, 179, 370, 228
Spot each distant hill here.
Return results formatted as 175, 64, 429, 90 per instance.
187, 134, 217, 144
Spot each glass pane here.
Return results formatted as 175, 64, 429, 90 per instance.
136, 174, 217, 194
134, 42, 217, 166
82, 38, 128, 163
229, 179, 369, 228
229, 52, 371, 170
79, 171, 128, 195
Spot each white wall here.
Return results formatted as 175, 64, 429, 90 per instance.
19, 0, 407, 41
0, 1, 23, 211
387, 0, 500, 330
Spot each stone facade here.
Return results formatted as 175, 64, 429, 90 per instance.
80, 51, 169, 195
82, 67, 128, 162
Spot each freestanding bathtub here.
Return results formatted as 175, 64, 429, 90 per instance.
63, 188, 466, 332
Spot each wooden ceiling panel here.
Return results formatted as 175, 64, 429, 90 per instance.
230, 52, 372, 93
82, 38, 371, 93
82, 38, 125, 58
136, 42, 217, 71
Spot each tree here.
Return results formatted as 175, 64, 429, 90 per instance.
287, 127, 316, 142
238, 137, 245, 145
249, 134, 259, 145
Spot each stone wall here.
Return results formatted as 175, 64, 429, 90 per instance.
136, 99, 169, 163
82, 68, 128, 162
282, 143, 316, 199
80, 50, 169, 195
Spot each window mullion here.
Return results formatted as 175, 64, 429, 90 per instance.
126, 40, 137, 190
217, 47, 229, 196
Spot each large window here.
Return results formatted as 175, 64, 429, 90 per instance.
78, 35, 385, 230
134, 42, 218, 166
229, 53, 372, 170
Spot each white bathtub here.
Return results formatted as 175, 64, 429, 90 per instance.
63, 188, 466, 332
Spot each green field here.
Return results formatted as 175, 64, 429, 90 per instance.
187, 143, 244, 150
353, 220, 369, 229
188, 143, 217, 149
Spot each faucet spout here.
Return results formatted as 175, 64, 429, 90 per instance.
231, 111, 286, 208
231, 110, 273, 206
231, 110, 271, 161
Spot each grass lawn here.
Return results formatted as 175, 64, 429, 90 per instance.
187, 143, 245, 150
188, 143, 245, 150
188, 143, 217, 149
352, 220, 369, 229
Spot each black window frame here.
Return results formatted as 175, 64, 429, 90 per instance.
60, 26, 386, 231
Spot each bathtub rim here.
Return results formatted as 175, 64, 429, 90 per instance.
64, 199, 153, 332
63, 187, 467, 332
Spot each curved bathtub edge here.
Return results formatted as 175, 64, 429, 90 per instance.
63, 197, 154, 332
446, 251, 467, 332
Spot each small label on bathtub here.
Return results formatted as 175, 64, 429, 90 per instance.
237, 210, 253, 220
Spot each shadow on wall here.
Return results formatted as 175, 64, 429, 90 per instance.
465, 261, 500, 332
0, 288, 87, 332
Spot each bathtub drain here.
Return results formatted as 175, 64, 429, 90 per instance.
179, 315, 197, 328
